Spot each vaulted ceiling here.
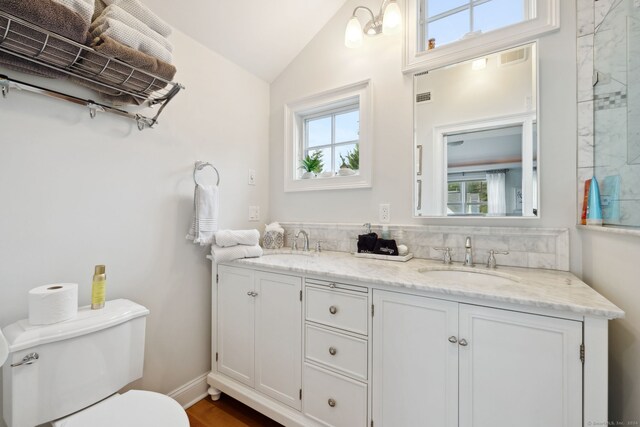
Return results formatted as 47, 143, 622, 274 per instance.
144, 0, 349, 82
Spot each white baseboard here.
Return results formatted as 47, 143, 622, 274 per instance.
168, 372, 210, 409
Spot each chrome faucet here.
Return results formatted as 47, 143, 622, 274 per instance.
463, 236, 474, 267
293, 230, 310, 252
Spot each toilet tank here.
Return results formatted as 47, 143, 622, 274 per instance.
2, 299, 149, 427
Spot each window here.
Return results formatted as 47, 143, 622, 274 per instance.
284, 80, 372, 192
448, 180, 488, 215
423, 0, 530, 49
303, 106, 360, 175
403, 0, 559, 73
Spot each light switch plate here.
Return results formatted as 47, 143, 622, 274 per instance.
249, 206, 260, 221
248, 169, 256, 185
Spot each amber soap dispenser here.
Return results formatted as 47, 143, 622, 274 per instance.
91, 265, 106, 310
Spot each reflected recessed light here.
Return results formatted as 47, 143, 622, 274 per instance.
471, 58, 487, 70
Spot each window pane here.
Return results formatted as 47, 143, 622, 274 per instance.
474, 0, 527, 34
307, 116, 331, 148
427, 9, 470, 46
427, 0, 468, 18
335, 144, 358, 171
466, 180, 487, 203
304, 147, 331, 173
335, 110, 359, 143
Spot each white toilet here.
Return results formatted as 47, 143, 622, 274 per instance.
0, 299, 189, 427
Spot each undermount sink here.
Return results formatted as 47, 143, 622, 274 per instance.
418, 267, 520, 286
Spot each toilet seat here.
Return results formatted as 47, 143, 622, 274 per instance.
51, 390, 189, 427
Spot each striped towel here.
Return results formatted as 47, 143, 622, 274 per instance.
186, 184, 219, 246
214, 230, 260, 248
102, 0, 172, 37
210, 244, 263, 263
92, 5, 173, 52
91, 18, 172, 63
51, 0, 94, 25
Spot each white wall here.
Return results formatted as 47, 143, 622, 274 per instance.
0, 29, 269, 424
269, 0, 581, 272
581, 231, 640, 423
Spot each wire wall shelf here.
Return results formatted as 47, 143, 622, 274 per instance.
0, 11, 184, 130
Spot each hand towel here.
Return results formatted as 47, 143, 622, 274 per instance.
91, 18, 172, 63
210, 244, 263, 264
92, 5, 173, 53
0, 0, 89, 77
102, 0, 172, 37
186, 184, 219, 246
215, 230, 260, 248
70, 34, 176, 105
51, 0, 94, 25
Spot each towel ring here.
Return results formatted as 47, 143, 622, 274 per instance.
193, 162, 220, 186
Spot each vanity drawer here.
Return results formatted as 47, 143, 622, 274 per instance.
303, 363, 367, 427
306, 286, 368, 335
305, 324, 368, 381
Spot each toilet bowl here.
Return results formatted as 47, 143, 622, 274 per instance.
1, 299, 187, 427
52, 390, 189, 427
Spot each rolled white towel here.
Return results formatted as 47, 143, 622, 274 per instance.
215, 229, 260, 248
211, 244, 263, 263
93, 5, 173, 52
102, 0, 172, 37
52, 0, 95, 25
91, 17, 172, 63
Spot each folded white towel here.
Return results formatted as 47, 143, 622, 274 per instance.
102, 0, 172, 37
52, 0, 95, 25
91, 18, 172, 63
211, 244, 263, 263
215, 229, 260, 248
186, 184, 219, 246
265, 222, 285, 233
93, 5, 174, 52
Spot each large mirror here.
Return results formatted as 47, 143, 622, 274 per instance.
414, 42, 539, 217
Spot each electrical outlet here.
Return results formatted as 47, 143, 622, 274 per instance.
248, 169, 256, 186
249, 206, 260, 221
379, 204, 390, 223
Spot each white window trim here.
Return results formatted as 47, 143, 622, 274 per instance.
402, 0, 559, 73
284, 80, 372, 192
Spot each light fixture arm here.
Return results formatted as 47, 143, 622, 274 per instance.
350, 5, 376, 21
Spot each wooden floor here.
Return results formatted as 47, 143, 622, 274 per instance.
187, 395, 283, 427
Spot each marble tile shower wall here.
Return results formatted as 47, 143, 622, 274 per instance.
280, 223, 570, 271
577, 0, 640, 226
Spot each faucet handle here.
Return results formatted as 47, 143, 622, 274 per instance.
486, 249, 509, 269
434, 247, 454, 264
363, 222, 372, 234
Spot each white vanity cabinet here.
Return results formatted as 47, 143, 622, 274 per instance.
303, 280, 369, 427
372, 289, 583, 427
215, 265, 302, 410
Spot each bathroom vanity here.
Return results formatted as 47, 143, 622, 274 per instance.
206, 252, 623, 427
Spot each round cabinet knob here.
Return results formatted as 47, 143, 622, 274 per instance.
329, 283, 336, 288
448, 336, 457, 344
459, 338, 468, 347
329, 305, 338, 315
329, 347, 337, 356
328, 398, 336, 407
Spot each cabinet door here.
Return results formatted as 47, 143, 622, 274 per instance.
458, 305, 583, 427
217, 265, 255, 387
372, 290, 459, 427
254, 271, 302, 410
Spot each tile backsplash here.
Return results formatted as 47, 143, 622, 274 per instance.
280, 222, 569, 271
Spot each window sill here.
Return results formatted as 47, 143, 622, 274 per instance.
285, 173, 371, 192
577, 224, 640, 238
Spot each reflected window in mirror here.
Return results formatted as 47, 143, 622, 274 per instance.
414, 42, 539, 218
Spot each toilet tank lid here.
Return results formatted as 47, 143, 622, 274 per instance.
1, 299, 149, 352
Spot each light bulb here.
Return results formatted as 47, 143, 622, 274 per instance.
345, 16, 364, 48
382, 1, 401, 35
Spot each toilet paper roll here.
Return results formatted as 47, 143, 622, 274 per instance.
28, 283, 78, 325
0, 329, 8, 367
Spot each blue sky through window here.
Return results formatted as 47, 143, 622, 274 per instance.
426, 0, 526, 47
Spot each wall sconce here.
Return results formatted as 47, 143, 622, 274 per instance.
345, 0, 401, 49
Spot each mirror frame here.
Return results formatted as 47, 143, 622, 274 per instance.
412, 41, 541, 220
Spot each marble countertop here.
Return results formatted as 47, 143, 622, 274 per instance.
225, 250, 623, 319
